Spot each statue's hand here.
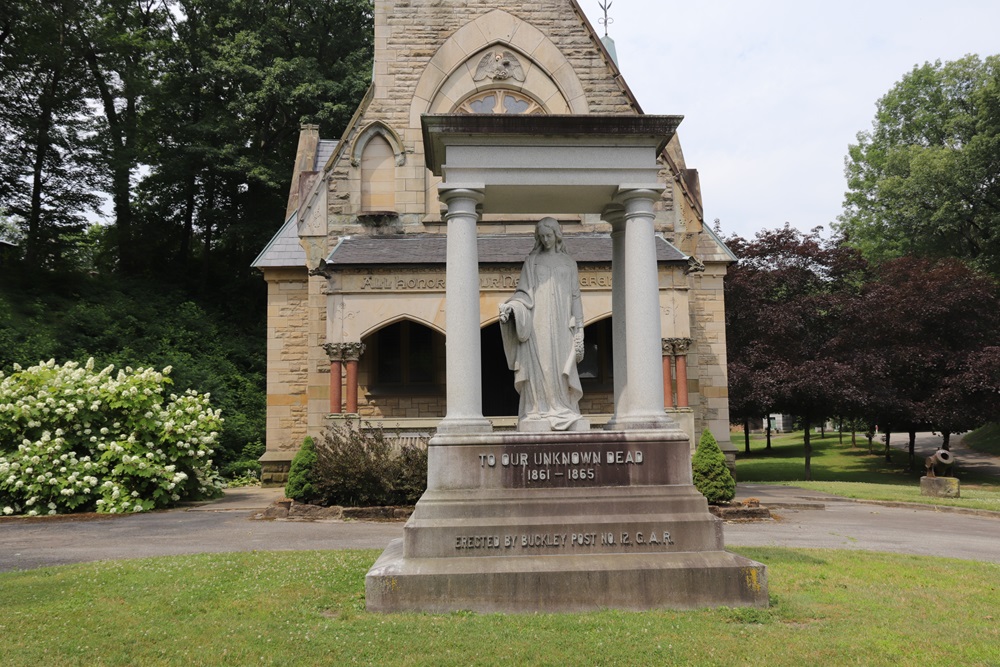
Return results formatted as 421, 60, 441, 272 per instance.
499, 303, 512, 323
574, 329, 584, 364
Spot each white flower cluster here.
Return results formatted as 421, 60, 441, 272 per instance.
0, 359, 224, 516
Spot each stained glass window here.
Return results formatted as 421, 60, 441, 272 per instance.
456, 90, 544, 115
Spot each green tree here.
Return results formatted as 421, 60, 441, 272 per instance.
135, 0, 373, 291
725, 226, 871, 479
692, 429, 735, 504
71, 0, 171, 274
839, 55, 1000, 276
0, 0, 101, 269
285, 436, 318, 503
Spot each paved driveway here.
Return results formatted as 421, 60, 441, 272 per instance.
2, 484, 998, 573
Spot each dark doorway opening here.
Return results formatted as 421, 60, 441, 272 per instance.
481, 322, 519, 417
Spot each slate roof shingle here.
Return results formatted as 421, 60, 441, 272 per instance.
252, 212, 306, 269
325, 234, 688, 266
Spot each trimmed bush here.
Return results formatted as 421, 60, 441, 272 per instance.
693, 428, 736, 504
292, 422, 428, 507
0, 359, 223, 515
285, 436, 318, 503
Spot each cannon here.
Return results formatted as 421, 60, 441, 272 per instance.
924, 449, 955, 478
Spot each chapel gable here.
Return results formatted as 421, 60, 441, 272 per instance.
303, 1, 642, 237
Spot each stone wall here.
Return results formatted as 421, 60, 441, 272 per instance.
261, 268, 311, 483
688, 263, 735, 463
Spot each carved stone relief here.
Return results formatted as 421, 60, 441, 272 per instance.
473, 50, 526, 82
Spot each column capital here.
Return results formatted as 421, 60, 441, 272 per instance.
661, 338, 674, 355
341, 341, 366, 362
437, 184, 485, 205
323, 342, 365, 361
613, 185, 666, 206
664, 337, 692, 355
602, 203, 626, 229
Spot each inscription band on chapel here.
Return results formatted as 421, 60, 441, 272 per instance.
350, 269, 612, 292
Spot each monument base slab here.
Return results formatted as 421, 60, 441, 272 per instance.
365, 429, 768, 613
366, 538, 768, 613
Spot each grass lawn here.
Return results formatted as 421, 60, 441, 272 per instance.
735, 430, 1000, 512
2, 549, 998, 667
965, 422, 1000, 457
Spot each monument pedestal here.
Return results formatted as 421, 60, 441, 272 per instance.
920, 476, 960, 498
366, 429, 768, 613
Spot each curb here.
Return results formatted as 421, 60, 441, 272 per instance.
840, 497, 1000, 519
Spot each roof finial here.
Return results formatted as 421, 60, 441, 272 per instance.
598, 0, 614, 38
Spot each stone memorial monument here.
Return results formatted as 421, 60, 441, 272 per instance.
364, 115, 768, 613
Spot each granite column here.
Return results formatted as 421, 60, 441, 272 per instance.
437, 186, 491, 435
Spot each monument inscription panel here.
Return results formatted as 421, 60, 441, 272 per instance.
478, 441, 652, 488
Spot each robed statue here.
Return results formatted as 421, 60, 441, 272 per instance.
499, 218, 588, 432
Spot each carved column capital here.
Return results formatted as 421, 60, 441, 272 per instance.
340, 342, 366, 362
323, 342, 365, 361
673, 338, 692, 355
662, 338, 693, 356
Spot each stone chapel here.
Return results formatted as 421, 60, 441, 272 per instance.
252, 0, 738, 485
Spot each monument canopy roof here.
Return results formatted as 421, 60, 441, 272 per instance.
422, 114, 683, 215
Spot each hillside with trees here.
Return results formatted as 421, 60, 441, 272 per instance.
0, 0, 374, 475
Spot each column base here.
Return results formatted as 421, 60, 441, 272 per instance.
604, 413, 679, 432
435, 417, 493, 436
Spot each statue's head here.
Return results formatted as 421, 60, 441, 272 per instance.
533, 217, 566, 254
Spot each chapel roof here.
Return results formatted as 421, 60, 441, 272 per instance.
252, 211, 306, 269
315, 140, 338, 171
323, 233, 688, 266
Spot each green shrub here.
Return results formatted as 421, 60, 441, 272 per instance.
285, 436, 318, 502
392, 442, 430, 505
220, 440, 264, 481
693, 428, 735, 504
307, 423, 428, 507
0, 359, 223, 515
0, 276, 265, 474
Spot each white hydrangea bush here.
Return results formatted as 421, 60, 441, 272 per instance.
0, 359, 223, 516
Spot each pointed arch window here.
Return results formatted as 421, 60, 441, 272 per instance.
360, 134, 396, 212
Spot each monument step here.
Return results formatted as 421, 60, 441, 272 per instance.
403, 512, 725, 558
366, 538, 768, 613
411, 485, 712, 518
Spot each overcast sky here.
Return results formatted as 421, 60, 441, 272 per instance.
577, 0, 1000, 240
